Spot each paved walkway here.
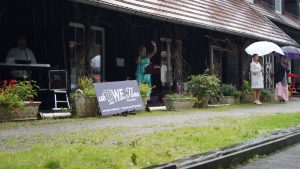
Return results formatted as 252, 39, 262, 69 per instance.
1, 98, 300, 141
237, 143, 300, 169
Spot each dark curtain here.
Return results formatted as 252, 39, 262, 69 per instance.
0, 0, 67, 68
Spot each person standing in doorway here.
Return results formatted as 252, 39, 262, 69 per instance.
275, 55, 290, 103
135, 41, 157, 88
5, 35, 37, 79
250, 54, 264, 105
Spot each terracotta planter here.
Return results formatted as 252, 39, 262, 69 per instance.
163, 98, 195, 110
73, 96, 99, 117
0, 101, 41, 121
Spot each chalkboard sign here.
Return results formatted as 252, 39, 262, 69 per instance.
93, 80, 145, 116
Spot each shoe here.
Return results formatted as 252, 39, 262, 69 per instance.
254, 101, 258, 104
257, 101, 263, 105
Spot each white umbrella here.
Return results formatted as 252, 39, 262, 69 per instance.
245, 41, 284, 56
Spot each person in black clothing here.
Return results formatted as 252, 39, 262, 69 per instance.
275, 55, 290, 103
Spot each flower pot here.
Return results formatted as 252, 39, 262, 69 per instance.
163, 98, 195, 110
73, 96, 99, 117
209, 96, 219, 105
260, 92, 273, 102
0, 101, 41, 121
241, 92, 254, 103
195, 95, 211, 108
220, 96, 240, 105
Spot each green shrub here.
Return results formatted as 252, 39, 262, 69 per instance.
261, 89, 272, 98
220, 84, 236, 96
138, 83, 151, 96
234, 91, 243, 97
186, 74, 220, 98
76, 76, 96, 97
0, 80, 38, 113
164, 93, 195, 99
243, 80, 251, 93
220, 84, 242, 97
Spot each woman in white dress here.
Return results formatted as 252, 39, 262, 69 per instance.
250, 54, 264, 105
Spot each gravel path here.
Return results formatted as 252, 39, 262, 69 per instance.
1, 98, 300, 141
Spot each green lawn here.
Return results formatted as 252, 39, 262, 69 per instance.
1, 113, 300, 169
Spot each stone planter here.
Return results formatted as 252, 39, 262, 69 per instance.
260, 92, 274, 102
209, 96, 219, 105
219, 96, 240, 105
73, 96, 99, 117
195, 95, 211, 108
163, 98, 195, 110
141, 96, 149, 107
241, 92, 254, 103
0, 101, 41, 121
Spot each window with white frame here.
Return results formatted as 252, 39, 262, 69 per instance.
275, 0, 282, 14
90, 26, 105, 83
68, 22, 85, 90
68, 23, 105, 89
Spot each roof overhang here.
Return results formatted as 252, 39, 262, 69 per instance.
69, 0, 299, 46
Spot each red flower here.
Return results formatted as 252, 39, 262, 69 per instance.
2, 80, 8, 89
95, 76, 101, 81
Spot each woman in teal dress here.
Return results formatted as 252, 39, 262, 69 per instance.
135, 41, 157, 88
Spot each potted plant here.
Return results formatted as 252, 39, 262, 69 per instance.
163, 93, 195, 110
241, 80, 254, 103
260, 89, 273, 102
186, 74, 220, 107
219, 84, 242, 104
0, 80, 40, 121
72, 76, 99, 117
138, 83, 151, 106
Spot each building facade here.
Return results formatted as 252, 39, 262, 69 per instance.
0, 0, 299, 102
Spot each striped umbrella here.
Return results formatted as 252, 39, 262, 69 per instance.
280, 46, 300, 59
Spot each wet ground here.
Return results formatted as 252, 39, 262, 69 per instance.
237, 143, 300, 169
1, 98, 300, 151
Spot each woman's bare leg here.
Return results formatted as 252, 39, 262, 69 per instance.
257, 90, 262, 104
253, 89, 257, 103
